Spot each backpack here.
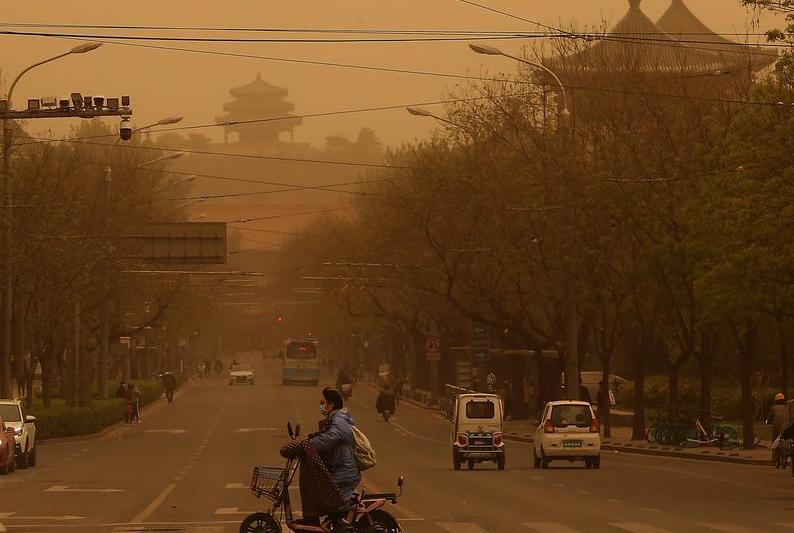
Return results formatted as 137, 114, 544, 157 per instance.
351, 426, 377, 471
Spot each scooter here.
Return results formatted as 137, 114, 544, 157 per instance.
240, 423, 403, 533
382, 409, 392, 423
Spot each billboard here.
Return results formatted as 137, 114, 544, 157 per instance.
140, 222, 226, 264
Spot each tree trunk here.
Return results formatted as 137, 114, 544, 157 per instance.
631, 348, 647, 441
735, 320, 759, 450
601, 361, 612, 438
668, 363, 679, 405
780, 331, 789, 397
699, 355, 714, 434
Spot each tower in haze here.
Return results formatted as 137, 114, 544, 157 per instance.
215, 73, 303, 145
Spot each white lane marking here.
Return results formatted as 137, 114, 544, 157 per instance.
389, 420, 446, 445
640, 508, 662, 514
438, 523, 491, 533
607, 498, 622, 503
45, 485, 124, 493
130, 482, 176, 524
0, 512, 83, 521
577, 490, 591, 495
611, 523, 676, 533
530, 475, 542, 480
234, 427, 279, 433
143, 429, 187, 434
225, 482, 247, 489
696, 524, 763, 533
773, 524, 794, 530
552, 483, 565, 488
524, 522, 582, 533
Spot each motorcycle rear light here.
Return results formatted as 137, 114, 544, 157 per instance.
590, 419, 600, 433
493, 433, 503, 446
544, 419, 555, 433
457, 433, 469, 447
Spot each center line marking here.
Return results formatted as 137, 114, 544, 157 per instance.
131, 482, 176, 524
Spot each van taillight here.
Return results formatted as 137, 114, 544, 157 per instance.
493, 433, 503, 446
544, 419, 555, 433
457, 433, 469, 447
590, 419, 600, 433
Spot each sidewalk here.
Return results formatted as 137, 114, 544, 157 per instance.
503, 419, 774, 466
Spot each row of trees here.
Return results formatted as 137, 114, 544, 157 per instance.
2, 119, 220, 408
269, 20, 794, 447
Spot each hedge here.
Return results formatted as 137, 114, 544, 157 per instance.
30, 377, 183, 440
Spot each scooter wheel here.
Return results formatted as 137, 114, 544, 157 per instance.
240, 512, 281, 533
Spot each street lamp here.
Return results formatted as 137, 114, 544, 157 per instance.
405, 107, 465, 129
469, 43, 570, 117
471, 42, 578, 400
133, 115, 184, 134
135, 151, 186, 170
1, 42, 103, 396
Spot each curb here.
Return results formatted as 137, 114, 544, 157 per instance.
503, 432, 773, 466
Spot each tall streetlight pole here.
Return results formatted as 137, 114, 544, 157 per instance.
1, 42, 102, 397
470, 43, 580, 401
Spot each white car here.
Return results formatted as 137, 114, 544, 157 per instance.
533, 400, 601, 469
0, 400, 37, 468
229, 364, 255, 386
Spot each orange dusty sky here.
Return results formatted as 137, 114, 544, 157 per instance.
1, 1, 782, 149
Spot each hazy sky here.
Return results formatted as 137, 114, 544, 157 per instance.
2, 1, 781, 148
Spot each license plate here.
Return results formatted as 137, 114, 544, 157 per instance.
563, 440, 583, 448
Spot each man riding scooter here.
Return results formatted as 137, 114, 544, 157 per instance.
376, 384, 396, 422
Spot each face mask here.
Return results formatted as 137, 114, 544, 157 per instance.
320, 403, 328, 416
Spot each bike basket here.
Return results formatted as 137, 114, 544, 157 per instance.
250, 466, 289, 501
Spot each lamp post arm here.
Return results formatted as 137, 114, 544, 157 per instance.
5, 51, 73, 107
501, 52, 569, 113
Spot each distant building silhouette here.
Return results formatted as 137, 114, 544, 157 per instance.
215, 73, 302, 145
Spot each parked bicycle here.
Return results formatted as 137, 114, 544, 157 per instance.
679, 417, 742, 450
240, 423, 403, 533
646, 405, 697, 446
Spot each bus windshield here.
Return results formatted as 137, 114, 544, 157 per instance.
286, 342, 317, 360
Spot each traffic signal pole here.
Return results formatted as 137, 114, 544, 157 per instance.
0, 100, 132, 398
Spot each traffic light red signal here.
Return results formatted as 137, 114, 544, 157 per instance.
276, 315, 284, 324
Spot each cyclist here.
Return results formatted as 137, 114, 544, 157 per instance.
376, 384, 396, 420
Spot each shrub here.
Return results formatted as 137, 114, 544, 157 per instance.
30, 377, 183, 439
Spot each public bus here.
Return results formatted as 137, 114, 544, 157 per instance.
282, 338, 320, 386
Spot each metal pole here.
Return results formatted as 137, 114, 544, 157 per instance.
98, 167, 112, 398
1, 116, 12, 398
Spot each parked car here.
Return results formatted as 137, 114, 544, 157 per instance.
0, 415, 16, 474
533, 400, 601, 469
229, 363, 255, 386
0, 400, 36, 468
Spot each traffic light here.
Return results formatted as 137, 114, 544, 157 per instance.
276, 315, 285, 325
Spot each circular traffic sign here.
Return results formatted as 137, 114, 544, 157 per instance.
425, 337, 440, 353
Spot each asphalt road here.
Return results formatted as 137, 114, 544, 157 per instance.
4, 361, 794, 533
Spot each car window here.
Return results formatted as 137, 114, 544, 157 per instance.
231, 364, 253, 372
551, 405, 593, 428
0, 404, 21, 423
465, 400, 495, 419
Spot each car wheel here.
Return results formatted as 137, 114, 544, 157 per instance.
533, 448, 541, 469
0, 457, 7, 475
592, 455, 601, 469
452, 449, 461, 471
467, 460, 475, 470
497, 454, 506, 471
17, 446, 28, 469
584, 458, 592, 468
27, 444, 35, 467
540, 448, 550, 469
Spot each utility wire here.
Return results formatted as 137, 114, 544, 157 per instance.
228, 206, 354, 224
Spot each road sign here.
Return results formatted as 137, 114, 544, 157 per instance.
471, 320, 490, 362
425, 336, 441, 361
139, 222, 227, 264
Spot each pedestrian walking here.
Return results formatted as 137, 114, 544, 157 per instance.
124, 383, 135, 424
162, 371, 176, 403
131, 383, 142, 423
767, 392, 790, 467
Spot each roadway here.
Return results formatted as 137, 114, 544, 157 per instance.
2, 360, 794, 532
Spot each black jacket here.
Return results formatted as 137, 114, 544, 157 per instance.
376, 391, 396, 414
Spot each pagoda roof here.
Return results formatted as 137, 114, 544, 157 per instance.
656, 0, 776, 68
229, 73, 289, 98
550, 0, 751, 73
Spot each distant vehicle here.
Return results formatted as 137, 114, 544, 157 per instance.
282, 339, 320, 386
0, 400, 36, 468
533, 400, 601, 469
229, 363, 256, 386
448, 387, 505, 471
0, 415, 15, 474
